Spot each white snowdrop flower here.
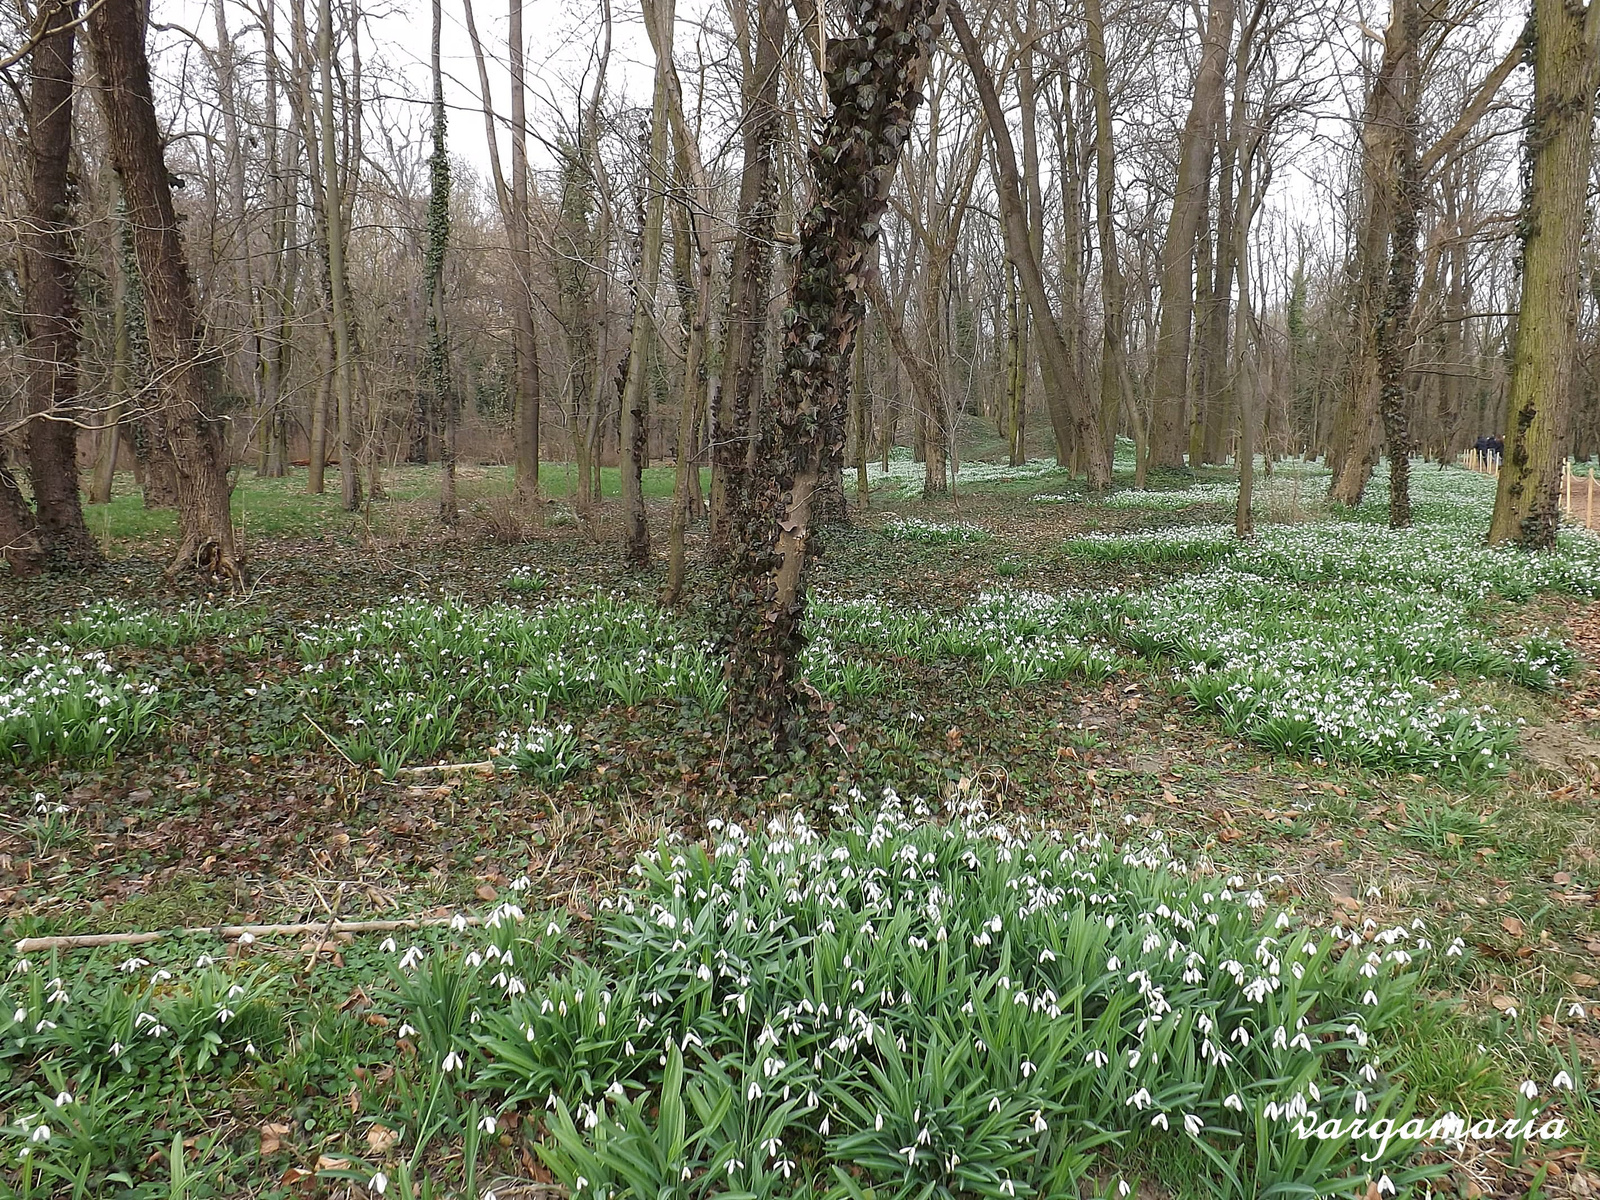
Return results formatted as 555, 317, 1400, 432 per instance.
195, 955, 214, 969
118, 957, 149, 973
1033, 1110, 1049, 1133
1520, 1080, 1538, 1099
1362, 990, 1379, 1006
1000, 1178, 1016, 1197
1183, 1113, 1203, 1136
1223, 1094, 1244, 1112
30, 1125, 50, 1144
1118, 1182, 1131, 1198
875, 1111, 885, 1131
399, 947, 424, 970
380, 937, 397, 954
397, 1023, 417, 1039
1376, 1174, 1395, 1196
1360, 1063, 1378, 1083
442, 1051, 464, 1072
239, 932, 255, 945
1151, 1112, 1169, 1130
1126, 1089, 1152, 1111
575, 1176, 589, 1192
479, 1115, 496, 1133
450, 913, 469, 932
1354, 1091, 1368, 1114
370, 1172, 389, 1194
218, 1008, 235, 1024
1553, 1070, 1573, 1090
1568, 1003, 1587, 1018
13, 1008, 26, 1024
54, 1092, 72, 1107
1021, 1060, 1036, 1078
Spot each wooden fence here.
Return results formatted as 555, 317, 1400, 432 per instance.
1462, 451, 1600, 531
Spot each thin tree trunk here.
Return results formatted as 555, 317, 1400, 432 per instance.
1146, 0, 1232, 470
509, 0, 539, 502
949, 0, 1110, 488
619, 8, 672, 567
318, 0, 360, 510
427, 0, 456, 524
1086, 0, 1130, 469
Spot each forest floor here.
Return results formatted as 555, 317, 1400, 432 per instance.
3, 450, 1600, 1200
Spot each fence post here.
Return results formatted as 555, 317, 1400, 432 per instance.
1589, 465, 1595, 530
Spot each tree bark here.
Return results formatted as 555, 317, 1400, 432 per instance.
709, 0, 784, 555
619, 15, 673, 567
1488, 0, 1600, 546
1146, 0, 1232, 471
87, 0, 243, 581
23, 0, 99, 572
726, 0, 943, 740
948, 0, 1110, 488
427, 0, 456, 524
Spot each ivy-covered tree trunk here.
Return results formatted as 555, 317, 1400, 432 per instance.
24, 0, 100, 573
1489, 0, 1600, 547
725, 0, 944, 741
1376, 0, 1421, 529
709, 0, 784, 556
427, 0, 456, 524
87, 0, 243, 582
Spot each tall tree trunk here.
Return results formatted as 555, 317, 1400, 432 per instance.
87, 0, 243, 581
1328, 7, 1417, 507
619, 13, 673, 566
427, 0, 456, 523
645, 0, 717, 603
1085, 0, 1130, 468
1377, 0, 1421, 529
710, 0, 784, 555
1489, 0, 1600, 546
1146, 0, 1232, 470
318, 0, 360, 510
508, 0, 540, 502
727, 0, 942, 740
949, 0, 1110, 488
23, 0, 99, 571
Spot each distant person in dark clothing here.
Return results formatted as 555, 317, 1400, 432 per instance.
1489, 435, 1504, 464
1475, 435, 1490, 457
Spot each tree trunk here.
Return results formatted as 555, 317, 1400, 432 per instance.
1327, 7, 1417, 507
1488, 0, 1600, 546
619, 17, 673, 567
726, 0, 942, 741
1377, 0, 1421, 529
646, 0, 717, 603
1086, 0, 1130, 469
710, 0, 784, 555
23, 0, 99, 572
318, 0, 360, 510
509, 0, 540, 502
427, 0, 456, 525
1146, 0, 1232, 470
949, 0, 1110, 488
87, 0, 242, 582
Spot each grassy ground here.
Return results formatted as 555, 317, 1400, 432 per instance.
3, 453, 1598, 1199
82, 464, 709, 551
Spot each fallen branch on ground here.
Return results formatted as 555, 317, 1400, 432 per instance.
15, 916, 484, 954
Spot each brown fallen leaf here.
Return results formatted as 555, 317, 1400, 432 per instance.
1572, 972, 1599, 989
281, 1166, 313, 1186
475, 883, 498, 902
1502, 916, 1526, 939
1491, 995, 1519, 1014
366, 1126, 399, 1155
1554, 871, 1572, 886
315, 1154, 351, 1171
259, 1123, 292, 1155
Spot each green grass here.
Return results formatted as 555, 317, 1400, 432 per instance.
84, 463, 710, 544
